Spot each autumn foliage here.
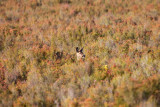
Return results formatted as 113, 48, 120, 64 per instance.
0, 0, 160, 106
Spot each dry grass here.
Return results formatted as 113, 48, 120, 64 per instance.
0, 0, 160, 106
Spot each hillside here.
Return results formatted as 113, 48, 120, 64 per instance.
0, 0, 160, 106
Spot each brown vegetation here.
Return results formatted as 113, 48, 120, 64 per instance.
0, 0, 160, 106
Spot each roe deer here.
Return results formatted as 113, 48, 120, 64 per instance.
76, 47, 85, 61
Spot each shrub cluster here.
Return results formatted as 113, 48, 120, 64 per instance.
0, 0, 160, 106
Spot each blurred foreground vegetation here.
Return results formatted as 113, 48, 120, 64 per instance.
0, 0, 160, 106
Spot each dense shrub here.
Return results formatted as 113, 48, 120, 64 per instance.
0, 0, 160, 106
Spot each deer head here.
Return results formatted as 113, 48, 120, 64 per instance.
76, 47, 85, 61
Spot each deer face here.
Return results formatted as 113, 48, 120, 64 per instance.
76, 47, 85, 61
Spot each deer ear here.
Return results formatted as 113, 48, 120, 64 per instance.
80, 48, 83, 52
76, 47, 79, 52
